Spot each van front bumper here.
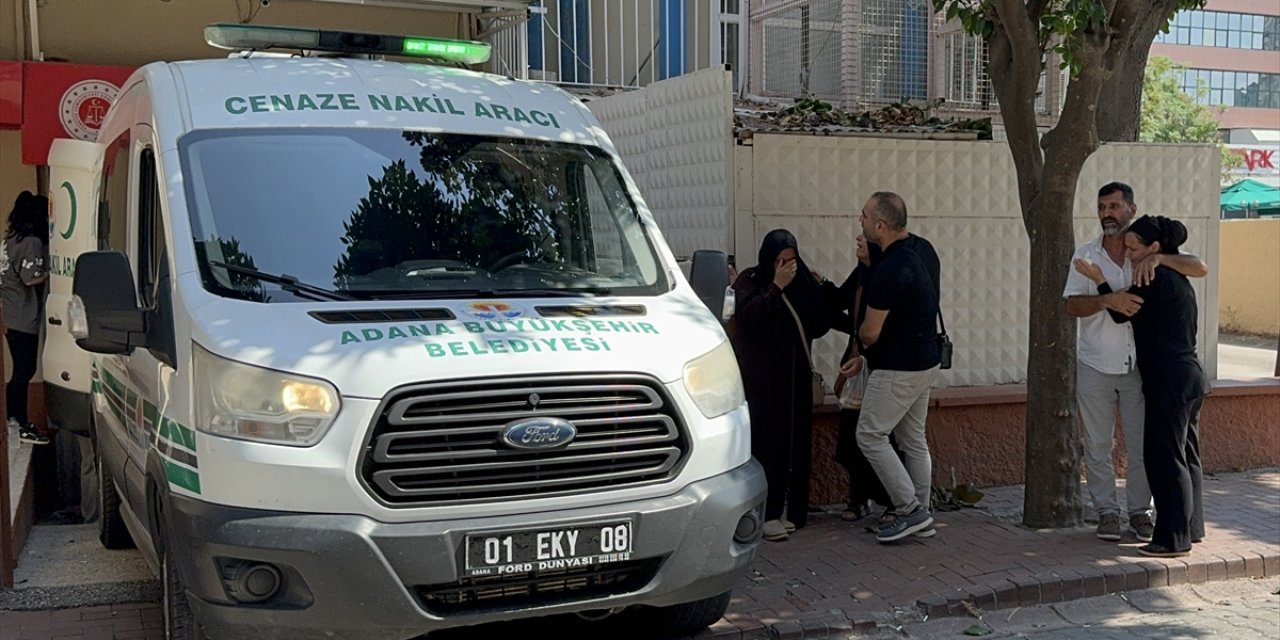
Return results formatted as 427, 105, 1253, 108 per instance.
167, 460, 765, 640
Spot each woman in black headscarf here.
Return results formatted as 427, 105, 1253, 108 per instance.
728, 229, 834, 541
1074, 215, 1209, 558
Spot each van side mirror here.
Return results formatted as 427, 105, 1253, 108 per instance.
689, 250, 733, 321
72, 251, 146, 354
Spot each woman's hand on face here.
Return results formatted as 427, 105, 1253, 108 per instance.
1073, 258, 1105, 285
839, 355, 864, 377
773, 257, 798, 289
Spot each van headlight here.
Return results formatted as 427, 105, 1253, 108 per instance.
193, 343, 339, 446
682, 341, 746, 419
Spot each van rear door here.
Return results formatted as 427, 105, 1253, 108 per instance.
44, 138, 104, 436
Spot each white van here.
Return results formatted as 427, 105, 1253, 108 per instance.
45, 24, 763, 640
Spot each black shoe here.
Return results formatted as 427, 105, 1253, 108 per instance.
1137, 543, 1190, 558
18, 427, 50, 445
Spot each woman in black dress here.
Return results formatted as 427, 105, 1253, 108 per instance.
828, 235, 899, 522
728, 229, 834, 541
1074, 215, 1209, 558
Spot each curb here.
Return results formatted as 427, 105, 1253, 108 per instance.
699, 549, 1280, 639
913, 548, 1280, 619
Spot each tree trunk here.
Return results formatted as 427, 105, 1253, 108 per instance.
1022, 182, 1085, 527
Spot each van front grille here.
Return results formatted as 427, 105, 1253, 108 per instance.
359, 375, 689, 507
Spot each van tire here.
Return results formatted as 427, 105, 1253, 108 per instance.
97, 450, 134, 550
645, 590, 732, 638
161, 510, 208, 640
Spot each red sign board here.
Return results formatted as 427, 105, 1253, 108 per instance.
0, 61, 21, 129
21, 62, 134, 165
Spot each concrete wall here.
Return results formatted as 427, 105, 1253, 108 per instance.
735, 135, 1222, 387
808, 380, 1280, 505
587, 67, 735, 259
1218, 219, 1280, 336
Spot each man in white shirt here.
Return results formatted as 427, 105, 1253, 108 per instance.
1063, 182, 1208, 543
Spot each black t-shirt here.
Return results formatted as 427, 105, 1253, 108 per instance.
862, 234, 941, 371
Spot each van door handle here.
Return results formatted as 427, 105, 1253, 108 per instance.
48, 317, 63, 326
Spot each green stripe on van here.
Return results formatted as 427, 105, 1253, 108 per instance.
162, 459, 202, 494
160, 418, 197, 453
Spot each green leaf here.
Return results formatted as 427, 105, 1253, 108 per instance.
964, 624, 994, 636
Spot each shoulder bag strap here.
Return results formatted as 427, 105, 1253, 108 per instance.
904, 247, 947, 338
781, 292, 816, 371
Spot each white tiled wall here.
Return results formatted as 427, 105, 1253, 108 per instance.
738, 135, 1221, 386
587, 67, 735, 259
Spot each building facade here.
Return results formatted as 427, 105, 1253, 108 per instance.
1151, 0, 1280, 185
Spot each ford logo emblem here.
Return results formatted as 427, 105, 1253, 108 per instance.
500, 417, 577, 450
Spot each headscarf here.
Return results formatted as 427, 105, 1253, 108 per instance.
753, 229, 820, 292
1128, 215, 1187, 255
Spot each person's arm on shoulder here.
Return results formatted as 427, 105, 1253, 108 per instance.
1132, 252, 1209, 287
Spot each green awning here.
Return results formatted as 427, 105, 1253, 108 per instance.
1221, 179, 1280, 212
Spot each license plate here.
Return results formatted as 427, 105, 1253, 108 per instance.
464, 520, 634, 577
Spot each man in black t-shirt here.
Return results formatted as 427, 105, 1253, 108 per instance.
843, 191, 942, 542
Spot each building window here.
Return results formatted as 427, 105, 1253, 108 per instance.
761, 0, 843, 99
861, 0, 930, 103
1179, 69, 1280, 108
559, 0, 591, 84
1156, 10, 1280, 51
659, 0, 687, 80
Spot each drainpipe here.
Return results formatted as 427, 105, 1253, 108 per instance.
26, 0, 42, 60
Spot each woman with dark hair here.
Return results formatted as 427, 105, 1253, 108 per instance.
728, 229, 835, 541
829, 235, 900, 522
3, 191, 51, 445
1074, 215, 1208, 558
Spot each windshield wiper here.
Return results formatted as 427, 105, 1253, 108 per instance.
209, 261, 356, 302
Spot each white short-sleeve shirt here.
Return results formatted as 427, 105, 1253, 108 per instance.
1062, 236, 1137, 375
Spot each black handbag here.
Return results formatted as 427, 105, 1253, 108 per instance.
938, 310, 953, 370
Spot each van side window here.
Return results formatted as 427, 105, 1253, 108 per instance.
137, 148, 167, 308
98, 135, 131, 252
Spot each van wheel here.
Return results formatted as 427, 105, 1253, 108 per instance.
644, 591, 732, 638
162, 521, 207, 639
97, 451, 134, 549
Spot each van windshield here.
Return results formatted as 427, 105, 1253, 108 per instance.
179, 129, 668, 302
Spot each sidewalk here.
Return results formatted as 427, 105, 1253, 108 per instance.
710, 467, 1280, 638
1, 469, 1276, 640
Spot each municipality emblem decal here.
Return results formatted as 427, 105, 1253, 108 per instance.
59, 80, 119, 142
466, 301, 524, 320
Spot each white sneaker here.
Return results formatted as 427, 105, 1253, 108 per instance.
780, 517, 797, 533
762, 519, 789, 541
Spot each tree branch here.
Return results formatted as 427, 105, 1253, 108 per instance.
990, 0, 1040, 68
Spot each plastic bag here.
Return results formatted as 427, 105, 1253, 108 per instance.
837, 358, 868, 410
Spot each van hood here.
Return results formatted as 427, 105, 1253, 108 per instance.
192, 293, 727, 397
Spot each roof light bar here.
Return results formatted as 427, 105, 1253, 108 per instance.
204, 24, 492, 64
